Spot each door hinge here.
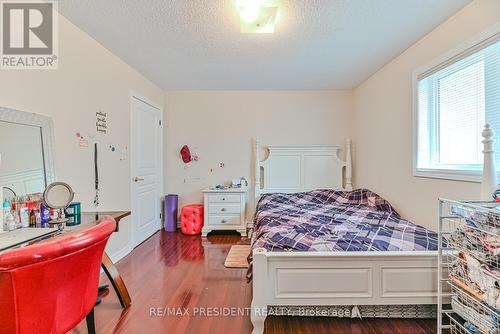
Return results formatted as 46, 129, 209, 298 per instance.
159, 120, 162, 126
160, 212, 162, 219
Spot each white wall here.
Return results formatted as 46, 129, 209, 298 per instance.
0, 14, 164, 259
353, 0, 500, 230
164, 91, 353, 220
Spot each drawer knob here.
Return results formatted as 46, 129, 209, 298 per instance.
222, 198, 225, 201
221, 208, 226, 212
221, 220, 227, 223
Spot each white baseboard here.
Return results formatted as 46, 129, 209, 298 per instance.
109, 245, 133, 263
100, 245, 133, 275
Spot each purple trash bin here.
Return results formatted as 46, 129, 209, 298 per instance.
164, 194, 178, 232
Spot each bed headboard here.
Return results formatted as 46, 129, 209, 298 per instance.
254, 139, 353, 199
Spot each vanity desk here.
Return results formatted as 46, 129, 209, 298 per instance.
0, 211, 132, 309
0, 108, 132, 309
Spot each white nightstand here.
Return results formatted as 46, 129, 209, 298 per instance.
202, 187, 247, 237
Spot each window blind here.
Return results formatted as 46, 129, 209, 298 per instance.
416, 34, 500, 174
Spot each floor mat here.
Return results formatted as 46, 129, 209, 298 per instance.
224, 245, 251, 268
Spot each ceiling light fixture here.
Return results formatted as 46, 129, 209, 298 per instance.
237, 0, 278, 34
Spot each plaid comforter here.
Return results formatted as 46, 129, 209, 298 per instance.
251, 189, 438, 253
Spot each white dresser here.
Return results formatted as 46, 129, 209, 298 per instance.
202, 187, 247, 237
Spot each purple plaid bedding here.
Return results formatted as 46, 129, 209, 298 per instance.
251, 188, 437, 253
247, 189, 438, 280
247, 189, 438, 281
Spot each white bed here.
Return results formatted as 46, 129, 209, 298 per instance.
250, 138, 439, 334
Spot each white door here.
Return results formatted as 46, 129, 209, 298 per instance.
130, 95, 163, 247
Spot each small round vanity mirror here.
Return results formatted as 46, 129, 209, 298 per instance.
43, 182, 74, 224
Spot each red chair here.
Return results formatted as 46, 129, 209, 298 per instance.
0, 217, 116, 334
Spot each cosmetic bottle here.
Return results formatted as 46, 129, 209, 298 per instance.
3, 200, 10, 231
29, 209, 36, 227
3, 200, 10, 216
10, 198, 16, 215
12, 208, 20, 229
5, 212, 15, 231
40, 202, 50, 224
26, 197, 35, 214
11, 197, 20, 228
35, 210, 41, 227
20, 206, 29, 228
49, 208, 58, 220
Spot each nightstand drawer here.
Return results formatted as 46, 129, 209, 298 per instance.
209, 204, 241, 214
208, 215, 240, 226
208, 194, 241, 203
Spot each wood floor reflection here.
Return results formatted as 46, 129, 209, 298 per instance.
70, 230, 436, 334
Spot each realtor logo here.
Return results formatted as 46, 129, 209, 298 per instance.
1, 0, 58, 69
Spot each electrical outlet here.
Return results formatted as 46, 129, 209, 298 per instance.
219, 162, 225, 168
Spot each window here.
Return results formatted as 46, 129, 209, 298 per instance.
415, 33, 500, 181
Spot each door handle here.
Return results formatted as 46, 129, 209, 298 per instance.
133, 176, 145, 182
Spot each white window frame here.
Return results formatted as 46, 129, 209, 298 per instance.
412, 23, 500, 183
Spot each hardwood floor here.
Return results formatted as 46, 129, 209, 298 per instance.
71, 231, 437, 334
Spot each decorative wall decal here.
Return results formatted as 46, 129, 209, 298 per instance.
76, 132, 89, 147
180, 145, 192, 163
192, 151, 199, 161
96, 110, 107, 134
180, 145, 199, 163
79, 138, 89, 147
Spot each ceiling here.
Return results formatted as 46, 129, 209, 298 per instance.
58, 0, 471, 90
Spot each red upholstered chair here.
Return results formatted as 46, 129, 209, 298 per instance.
0, 217, 116, 334
181, 204, 204, 235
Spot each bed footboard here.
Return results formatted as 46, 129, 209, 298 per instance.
251, 248, 439, 334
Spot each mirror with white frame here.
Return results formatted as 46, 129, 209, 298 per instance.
0, 107, 56, 198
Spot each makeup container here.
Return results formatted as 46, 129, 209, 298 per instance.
64, 202, 81, 216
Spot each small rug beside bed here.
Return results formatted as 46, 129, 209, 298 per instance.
224, 245, 251, 268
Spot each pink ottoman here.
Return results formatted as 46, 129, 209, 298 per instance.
180, 204, 204, 235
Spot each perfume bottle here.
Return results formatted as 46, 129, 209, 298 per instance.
29, 209, 36, 227
40, 202, 50, 224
